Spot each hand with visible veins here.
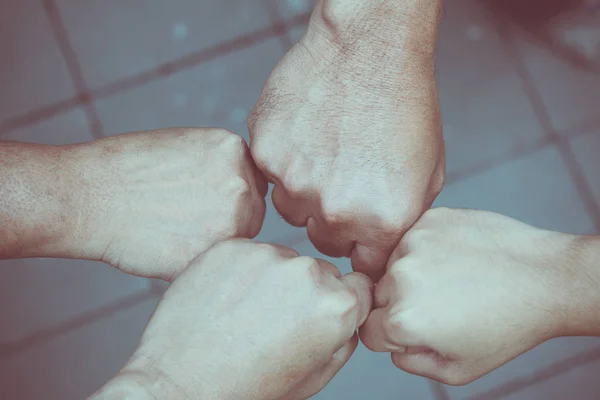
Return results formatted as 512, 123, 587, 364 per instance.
0, 128, 267, 281
360, 207, 600, 385
249, 0, 446, 280
90, 239, 374, 400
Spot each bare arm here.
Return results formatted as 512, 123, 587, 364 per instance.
0, 141, 80, 259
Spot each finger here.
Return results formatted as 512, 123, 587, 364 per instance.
271, 184, 311, 228
391, 352, 446, 382
339, 272, 374, 329
294, 334, 360, 400
307, 216, 353, 258
241, 137, 269, 199
315, 258, 342, 279
351, 243, 393, 282
359, 307, 399, 352
373, 271, 398, 309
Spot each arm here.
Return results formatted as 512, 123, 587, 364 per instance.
1, 129, 267, 280
89, 240, 373, 400
557, 235, 600, 337
0, 142, 79, 259
359, 207, 600, 385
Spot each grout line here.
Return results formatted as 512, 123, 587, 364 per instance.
467, 346, 600, 400
0, 11, 311, 138
429, 380, 452, 400
446, 135, 556, 185
497, 21, 600, 234
92, 12, 311, 101
0, 96, 80, 137
42, 0, 105, 140
0, 288, 156, 358
264, 0, 295, 51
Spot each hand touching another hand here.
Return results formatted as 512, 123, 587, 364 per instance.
359, 208, 599, 385
249, 1, 445, 280
93, 239, 373, 400
63, 128, 267, 280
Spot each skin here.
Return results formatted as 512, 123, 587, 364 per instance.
359, 207, 600, 385
5, 0, 600, 397
249, 0, 446, 281
0, 128, 267, 280
89, 239, 373, 400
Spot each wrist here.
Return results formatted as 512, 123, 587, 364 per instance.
89, 372, 162, 400
0, 143, 83, 259
553, 234, 600, 337
313, 0, 443, 58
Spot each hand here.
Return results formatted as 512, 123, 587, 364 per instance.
249, 1, 445, 280
359, 208, 578, 385
104, 239, 373, 400
64, 128, 267, 280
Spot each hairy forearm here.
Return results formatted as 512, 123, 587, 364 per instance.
0, 142, 79, 259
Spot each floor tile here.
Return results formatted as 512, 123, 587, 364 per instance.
0, 0, 76, 124
435, 144, 596, 235
503, 3, 600, 133
95, 39, 300, 244
437, 0, 545, 176
569, 130, 600, 210
292, 240, 437, 400
95, 39, 283, 142
0, 297, 159, 400
0, 108, 92, 145
503, 358, 600, 400
0, 258, 151, 344
56, 0, 272, 89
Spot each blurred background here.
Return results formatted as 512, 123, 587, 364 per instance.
0, 0, 600, 399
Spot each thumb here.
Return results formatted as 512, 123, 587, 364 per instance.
391, 350, 452, 384
339, 272, 374, 331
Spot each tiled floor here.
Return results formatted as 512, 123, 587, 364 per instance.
0, 0, 599, 399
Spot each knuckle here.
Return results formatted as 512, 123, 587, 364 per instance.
248, 137, 276, 175
282, 163, 314, 195
295, 256, 323, 281
228, 177, 253, 204
423, 207, 451, 221
401, 228, 430, 252
333, 287, 360, 318
215, 129, 246, 154
431, 167, 446, 196
376, 202, 422, 235
383, 313, 407, 342
440, 371, 471, 387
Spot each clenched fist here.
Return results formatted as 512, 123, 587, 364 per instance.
249, 1, 445, 279
359, 208, 594, 385
93, 239, 373, 400
63, 128, 267, 280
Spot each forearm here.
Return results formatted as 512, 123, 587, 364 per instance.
0, 141, 79, 259
555, 234, 600, 337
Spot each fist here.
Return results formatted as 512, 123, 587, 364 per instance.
68, 128, 267, 280
359, 208, 569, 385
249, 12, 445, 280
121, 239, 373, 400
